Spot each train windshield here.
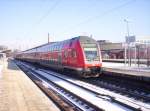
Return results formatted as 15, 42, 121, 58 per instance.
82, 43, 99, 61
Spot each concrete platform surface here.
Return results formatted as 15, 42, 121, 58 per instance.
102, 62, 150, 77
0, 59, 60, 111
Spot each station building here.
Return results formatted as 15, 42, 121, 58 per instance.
97, 40, 124, 59
0, 45, 12, 57
97, 36, 150, 60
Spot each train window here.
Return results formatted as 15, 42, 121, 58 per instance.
59, 43, 63, 50
69, 41, 72, 47
54, 45, 56, 51
57, 45, 59, 51
55, 45, 57, 51
49, 46, 51, 51
48, 46, 49, 51
64, 50, 68, 58
53, 45, 55, 51
59, 44, 62, 50
47, 46, 49, 51
42, 47, 44, 52
56, 45, 58, 50
50, 46, 52, 51
72, 49, 77, 58
57, 45, 59, 50
52, 46, 54, 51
57, 45, 60, 51
45, 46, 47, 52
45, 47, 47, 52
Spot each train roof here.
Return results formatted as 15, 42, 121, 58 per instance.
21, 36, 96, 53
76, 36, 96, 43
23, 42, 56, 52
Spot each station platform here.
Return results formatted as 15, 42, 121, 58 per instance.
0, 59, 60, 111
102, 62, 150, 81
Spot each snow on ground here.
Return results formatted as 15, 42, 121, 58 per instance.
102, 62, 150, 72
36, 70, 132, 111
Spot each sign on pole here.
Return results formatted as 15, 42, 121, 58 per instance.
126, 36, 136, 44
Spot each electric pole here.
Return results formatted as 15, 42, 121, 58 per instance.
48, 33, 50, 43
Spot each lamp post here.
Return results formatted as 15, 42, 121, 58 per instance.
124, 19, 131, 66
124, 19, 130, 37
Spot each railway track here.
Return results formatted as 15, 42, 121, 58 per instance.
17, 62, 100, 111
15, 60, 150, 111
40, 69, 150, 111
85, 75, 150, 103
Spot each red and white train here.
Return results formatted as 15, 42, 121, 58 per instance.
15, 36, 102, 77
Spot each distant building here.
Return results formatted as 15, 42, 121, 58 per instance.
97, 36, 150, 60
0, 53, 6, 60
136, 36, 150, 44
135, 36, 150, 60
97, 40, 124, 59
0, 45, 12, 57
0, 45, 8, 52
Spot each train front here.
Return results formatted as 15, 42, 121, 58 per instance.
79, 36, 102, 77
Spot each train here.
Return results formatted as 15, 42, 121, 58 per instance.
15, 36, 102, 78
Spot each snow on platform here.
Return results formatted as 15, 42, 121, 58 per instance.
0, 59, 60, 111
102, 62, 150, 78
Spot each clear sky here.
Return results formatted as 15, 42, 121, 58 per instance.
0, 0, 150, 50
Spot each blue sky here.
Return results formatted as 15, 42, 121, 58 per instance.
0, 0, 150, 50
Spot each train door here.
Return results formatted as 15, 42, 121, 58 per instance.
70, 48, 77, 67
63, 49, 68, 65
58, 52, 62, 67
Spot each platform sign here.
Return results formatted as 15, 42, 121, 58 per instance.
126, 36, 136, 44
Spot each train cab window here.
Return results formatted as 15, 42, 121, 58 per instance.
82, 43, 99, 61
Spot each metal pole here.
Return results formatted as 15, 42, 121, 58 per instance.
148, 46, 150, 67
128, 45, 130, 66
48, 33, 50, 43
147, 45, 149, 67
129, 44, 131, 66
127, 21, 129, 37
124, 19, 130, 37
134, 44, 136, 66
124, 43, 127, 66
124, 19, 130, 66
137, 45, 140, 67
